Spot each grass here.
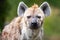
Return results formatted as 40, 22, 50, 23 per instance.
43, 7, 60, 40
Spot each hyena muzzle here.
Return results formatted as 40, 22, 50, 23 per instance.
2, 1, 51, 40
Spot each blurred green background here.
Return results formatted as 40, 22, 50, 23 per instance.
0, 0, 60, 40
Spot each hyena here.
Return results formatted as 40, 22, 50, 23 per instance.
2, 1, 51, 40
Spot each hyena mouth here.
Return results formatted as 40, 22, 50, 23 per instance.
30, 23, 40, 30
30, 21, 43, 30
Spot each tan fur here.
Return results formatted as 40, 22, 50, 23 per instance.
2, 1, 51, 40
31, 4, 38, 14
20, 4, 44, 40
2, 4, 44, 40
2, 4, 46, 40
2, 17, 22, 40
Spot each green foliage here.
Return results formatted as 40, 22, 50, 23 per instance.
44, 0, 60, 8
0, 0, 11, 31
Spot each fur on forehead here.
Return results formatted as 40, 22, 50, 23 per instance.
30, 4, 39, 13
24, 4, 43, 15
31, 4, 38, 9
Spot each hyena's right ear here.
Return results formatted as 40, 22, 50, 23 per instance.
40, 2, 51, 16
17, 2, 28, 16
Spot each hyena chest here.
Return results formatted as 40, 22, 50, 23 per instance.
22, 33, 41, 40
21, 28, 43, 40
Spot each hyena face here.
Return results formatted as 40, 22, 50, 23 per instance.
24, 6, 45, 29
17, 2, 51, 30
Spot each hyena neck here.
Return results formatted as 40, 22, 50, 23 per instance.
21, 26, 43, 40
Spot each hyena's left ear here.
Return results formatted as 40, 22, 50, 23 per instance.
17, 1, 28, 16
40, 2, 51, 16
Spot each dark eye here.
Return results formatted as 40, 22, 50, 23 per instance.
27, 16, 31, 19
36, 16, 41, 19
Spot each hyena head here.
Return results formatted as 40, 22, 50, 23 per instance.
17, 2, 51, 30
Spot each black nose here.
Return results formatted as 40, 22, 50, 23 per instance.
30, 22, 39, 29
31, 22, 37, 26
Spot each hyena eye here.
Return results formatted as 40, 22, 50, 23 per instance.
36, 16, 41, 19
27, 16, 31, 19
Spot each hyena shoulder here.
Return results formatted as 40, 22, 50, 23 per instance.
2, 17, 22, 40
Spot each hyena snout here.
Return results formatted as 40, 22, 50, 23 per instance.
30, 18, 39, 29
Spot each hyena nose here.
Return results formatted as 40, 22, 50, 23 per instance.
30, 18, 39, 29
31, 22, 38, 27
31, 18, 37, 27
30, 22, 38, 29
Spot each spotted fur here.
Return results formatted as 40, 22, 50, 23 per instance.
2, 1, 51, 40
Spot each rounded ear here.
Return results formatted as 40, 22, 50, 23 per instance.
17, 1, 28, 16
40, 2, 51, 16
